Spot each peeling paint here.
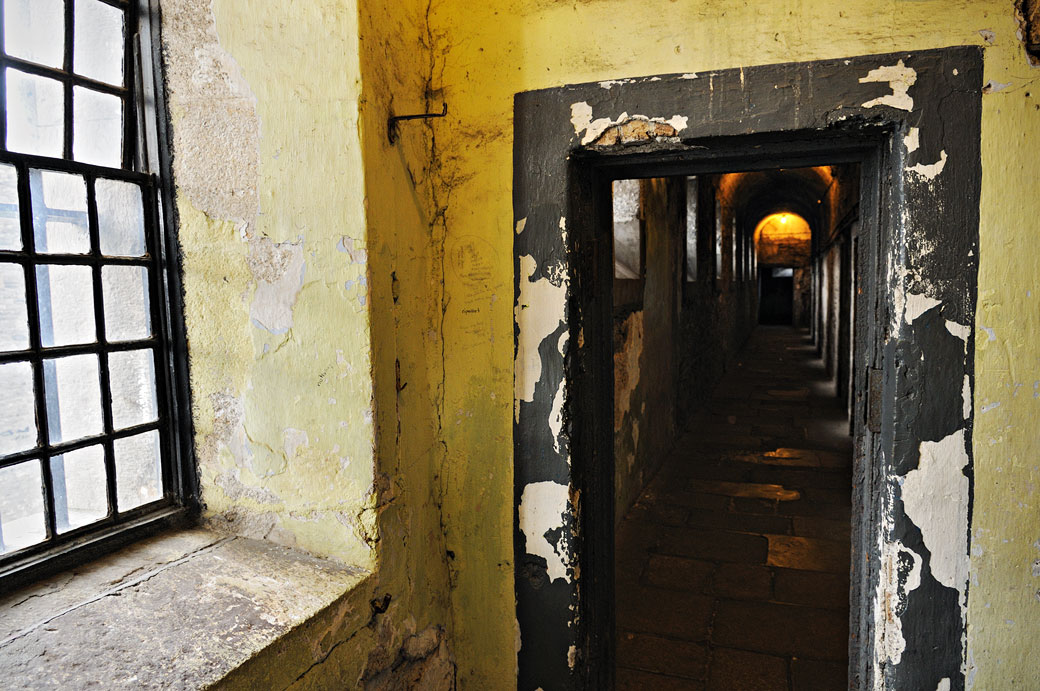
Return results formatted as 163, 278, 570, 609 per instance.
946, 320, 971, 342
963, 375, 972, 419
515, 217, 527, 235
571, 108, 688, 146
904, 127, 921, 153
904, 291, 941, 324
859, 60, 917, 111
249, 237, 306, 334
549, 377, 566, 454
518, 481, 572, 584
903, 430, 970, 602
514, 254, 568, 407
907, 150, 948, 180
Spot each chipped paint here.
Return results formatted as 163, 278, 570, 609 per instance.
518, 481, 572, 583
875, 531, 923, 668
249, 237, 306, 334
515, 217, 527, 235
549, 377, 566, 454
859, 60, 917, 111
907, 150, 949, 180
904, 291, 942, 324
902, 430, 970, 602
514, 254, 568, 406
570, 107, 689, 145
946, 320, 971, 342
963, 375, 972, 419
904, 127, 921, 153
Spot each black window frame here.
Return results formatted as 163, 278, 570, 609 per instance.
0, 0, 196, 590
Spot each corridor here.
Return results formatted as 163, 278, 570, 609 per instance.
615, 327, 853, 690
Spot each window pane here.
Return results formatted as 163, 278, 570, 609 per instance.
102, 265, 151, 341
73, 88, 122, 167
109, 349, 157, 430
44, 354, 103, 444
73, 0, 124, 86
612, 179, 641, 279
0, 361, 37, 455
0, 163, 21, 250
0, 461, 46, 553
0, 263, 30, 351
6, 69, 64, 159
97, 179, 145, 256
37, 264, 96, 347
31, 170, 89, 254
115, 430, 161, 511
3, 0, 65, 69
52, 445, 108, 533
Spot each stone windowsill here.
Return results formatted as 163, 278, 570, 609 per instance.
0, 528, 371, 689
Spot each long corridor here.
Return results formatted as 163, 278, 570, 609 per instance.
615, 327, 853, 690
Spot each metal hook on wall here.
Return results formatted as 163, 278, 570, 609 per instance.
387, 103, 448, 144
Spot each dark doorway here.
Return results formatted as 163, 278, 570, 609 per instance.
513, 48, 982, 691
760, 267, 795, 324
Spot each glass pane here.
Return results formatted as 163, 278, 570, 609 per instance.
0, 164, 21, 250
612, 179, 641, 279
6, 68, 64, 159
73, 87, 122, 167
52, 445, 108, 533
31, 170, 89, 254
115, 430, 161, 511
109, 349, 157, 430
37, 264, 96, 346
102, 265, 150, 341
0, 361, 37, 455
0, 263, 30, 351
45, 354, 103, 444
97, 179, 145, 256
73, 0, 124, 86
3, 0, 64, 69
0, 461, 46, 553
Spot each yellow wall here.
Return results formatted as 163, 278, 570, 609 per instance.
165, 0, 375, 570
427, 1, 1040, 687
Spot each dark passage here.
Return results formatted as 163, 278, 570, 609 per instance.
615, 327, 852, 690
759, 268, 795, 325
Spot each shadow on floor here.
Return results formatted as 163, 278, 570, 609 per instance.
615, 326, 853, 691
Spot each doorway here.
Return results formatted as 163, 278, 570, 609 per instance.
513, 48, 981, 691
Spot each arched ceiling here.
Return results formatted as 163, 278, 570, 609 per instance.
716, 166, 835, 239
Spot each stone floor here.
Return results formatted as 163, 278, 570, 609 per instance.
615, 327, 853, 690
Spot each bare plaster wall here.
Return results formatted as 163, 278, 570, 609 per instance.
428, 1, 1040, 687
161, 0, 455, 686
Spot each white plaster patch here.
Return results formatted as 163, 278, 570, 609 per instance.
859, 60, 917, 111
945, 320, 970, 342
598, 79, 633, 89
904, 292, 941, 324
979, 325, 996, 341
937, 678, 951, 691
875, 534, 923, 667
549, 376, 566, 454
515, 217, 527, 235
962, 375, 972, 419
902, 430, 970, 602
514, 254, 568, 413
518, 481, 572, 583
250, 240, 306, 334
904, 127, 920, 153
907, 150, 948, 181
570, 101, 593, 136
282, 428, 309, 460
680, 72, 698, 79
558, 216, 567, 243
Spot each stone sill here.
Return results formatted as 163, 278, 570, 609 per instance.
0, 527, 372, 689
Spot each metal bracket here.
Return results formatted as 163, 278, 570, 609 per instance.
387, 103, 448, 144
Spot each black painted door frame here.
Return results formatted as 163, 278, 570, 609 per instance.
513, 47, 982, 690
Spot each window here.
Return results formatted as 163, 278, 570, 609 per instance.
0, 0, 191, 583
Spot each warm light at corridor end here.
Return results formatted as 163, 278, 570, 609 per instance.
754, 212, 811, 246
